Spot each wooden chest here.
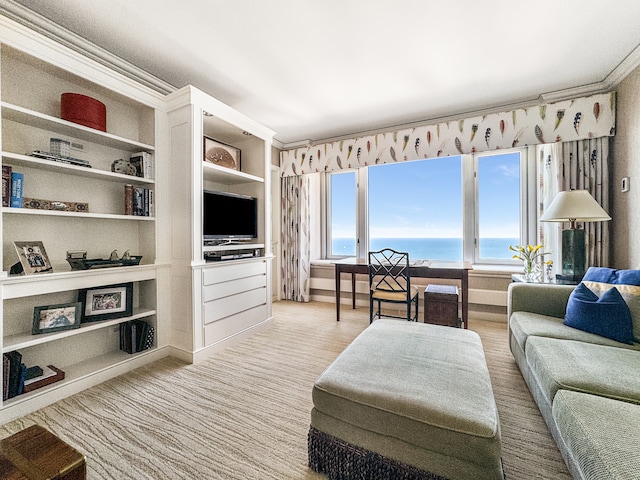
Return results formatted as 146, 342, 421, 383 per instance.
0, 425, 86, 480
424, 284, 460, 327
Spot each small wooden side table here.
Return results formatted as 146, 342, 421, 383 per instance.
0, 425, 86, 479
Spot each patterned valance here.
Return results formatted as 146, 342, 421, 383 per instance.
280, 92, 616, 176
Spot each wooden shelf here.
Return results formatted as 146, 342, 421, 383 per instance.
3, 308, 156, 352
1, 346, 158, 407
2, 152, 154, 185
1, 102, 154, 152
203, 162, 264, 184
2, 206, 154, 221
1, 264, 158, 299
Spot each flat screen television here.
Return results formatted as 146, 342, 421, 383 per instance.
203, 190, 258, 242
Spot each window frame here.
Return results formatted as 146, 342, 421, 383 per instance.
323, 146, 537, 266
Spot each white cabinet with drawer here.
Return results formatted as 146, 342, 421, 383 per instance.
201, 260, 268, 347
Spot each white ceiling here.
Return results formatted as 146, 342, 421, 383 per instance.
7, 0, 640, 146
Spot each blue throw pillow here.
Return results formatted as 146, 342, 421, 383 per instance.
564, 283, 635, 344
583, 266, 640, 341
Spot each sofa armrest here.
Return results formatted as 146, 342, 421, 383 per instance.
507, 283, 575, 320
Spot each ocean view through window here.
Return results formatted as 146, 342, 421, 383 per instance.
332, 237, 519, 260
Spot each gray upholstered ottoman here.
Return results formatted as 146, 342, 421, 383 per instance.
309, 320, 503, 480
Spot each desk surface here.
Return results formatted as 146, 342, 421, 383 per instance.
334, 257, 472, 270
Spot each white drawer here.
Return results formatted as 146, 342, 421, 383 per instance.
203, 261, 266, 286
204, 304, 268, 346
203, 287, 266, 324
202, 274, 266, 303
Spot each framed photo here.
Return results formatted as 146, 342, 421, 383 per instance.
32, 302, 81, 334
14, 241, 53, 274
78, 282, 133, 323
203, 136, 241, 171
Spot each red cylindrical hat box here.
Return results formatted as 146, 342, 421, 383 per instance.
61, 93, 106, 131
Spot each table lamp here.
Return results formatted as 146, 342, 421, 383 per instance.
539, 190, 611, 282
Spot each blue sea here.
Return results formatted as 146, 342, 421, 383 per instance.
332, 238, 519, 261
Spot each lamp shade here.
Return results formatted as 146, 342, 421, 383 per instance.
540, 190, 611, 224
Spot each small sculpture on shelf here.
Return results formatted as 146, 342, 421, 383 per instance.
66, 250, 142, 270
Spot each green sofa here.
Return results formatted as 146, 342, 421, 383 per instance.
508, 283, 640, 480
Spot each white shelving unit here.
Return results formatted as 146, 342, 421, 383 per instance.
166, 86, 275, 363
0, 27, 167, 423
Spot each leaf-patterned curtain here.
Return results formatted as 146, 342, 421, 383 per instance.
281, 174, 311, 302
538, 138, 610, 273
280, 92, 615, 177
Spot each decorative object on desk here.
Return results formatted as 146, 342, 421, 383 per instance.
204, 135, 240, 171
23, 197, 89, 212
111, 158, 137, 176
66, 250, 142, 270
509, 244, 552, 282
61, 92, 107, 131
32, 302, 82, 334
13, 241, 53, 274
540, 189, 611, 282
78, 282, 133, 323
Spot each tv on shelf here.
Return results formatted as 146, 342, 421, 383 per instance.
203, 190, 258, 242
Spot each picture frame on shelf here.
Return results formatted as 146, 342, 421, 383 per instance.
32, 302, 82, 334
13, 241, 53, 275
203, 136, 241, 171
78, 282, 133, 323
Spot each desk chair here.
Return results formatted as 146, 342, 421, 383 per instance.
369, 249, 419, 323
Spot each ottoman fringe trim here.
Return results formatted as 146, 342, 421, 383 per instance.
307, 426, 448, 480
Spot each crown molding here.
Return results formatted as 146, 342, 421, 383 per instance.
0, 0, 176, 95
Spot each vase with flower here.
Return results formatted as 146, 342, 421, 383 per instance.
509, 244, 552, 281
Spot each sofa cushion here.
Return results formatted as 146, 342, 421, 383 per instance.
553, 390, 640, 480
564, 283, 635, 344
582, 266, 640, 341
509, 312, 640, 355
525, 336, 640, 406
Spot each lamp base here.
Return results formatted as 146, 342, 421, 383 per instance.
561, 228, 585, 282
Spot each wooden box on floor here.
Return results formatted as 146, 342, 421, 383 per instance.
424, 284, 461, 327
0, 425, 86, 479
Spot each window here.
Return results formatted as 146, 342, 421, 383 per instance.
368, 157, 462, 260
328, 170, 357, 256
474, 150, 523, 263
325, 147, 534, 265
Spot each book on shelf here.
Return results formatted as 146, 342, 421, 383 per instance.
2, 354, 8, 401
10, 171, 23, 208
23, 365, 65, 393
120, 320, 154, 354
124, 185, 153, 216
129, 151, 153, 179
4, 350, 23, 399
2, 165, 12, 207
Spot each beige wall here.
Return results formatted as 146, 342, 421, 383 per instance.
612, 64, 640, 269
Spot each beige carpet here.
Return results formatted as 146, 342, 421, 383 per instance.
0, 301, 571, 479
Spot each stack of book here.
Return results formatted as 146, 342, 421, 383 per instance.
2, 165, 24, 208
120, 320, 154, 354
124, 185, 154, 216
2, 351, 65, 400
129, 151, 153, 179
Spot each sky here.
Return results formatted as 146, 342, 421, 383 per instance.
331, 152, 521, 239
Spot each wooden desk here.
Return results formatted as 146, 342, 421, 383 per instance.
334, 258, 472, 328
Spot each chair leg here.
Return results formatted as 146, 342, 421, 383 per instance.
369, 295, 374, 323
